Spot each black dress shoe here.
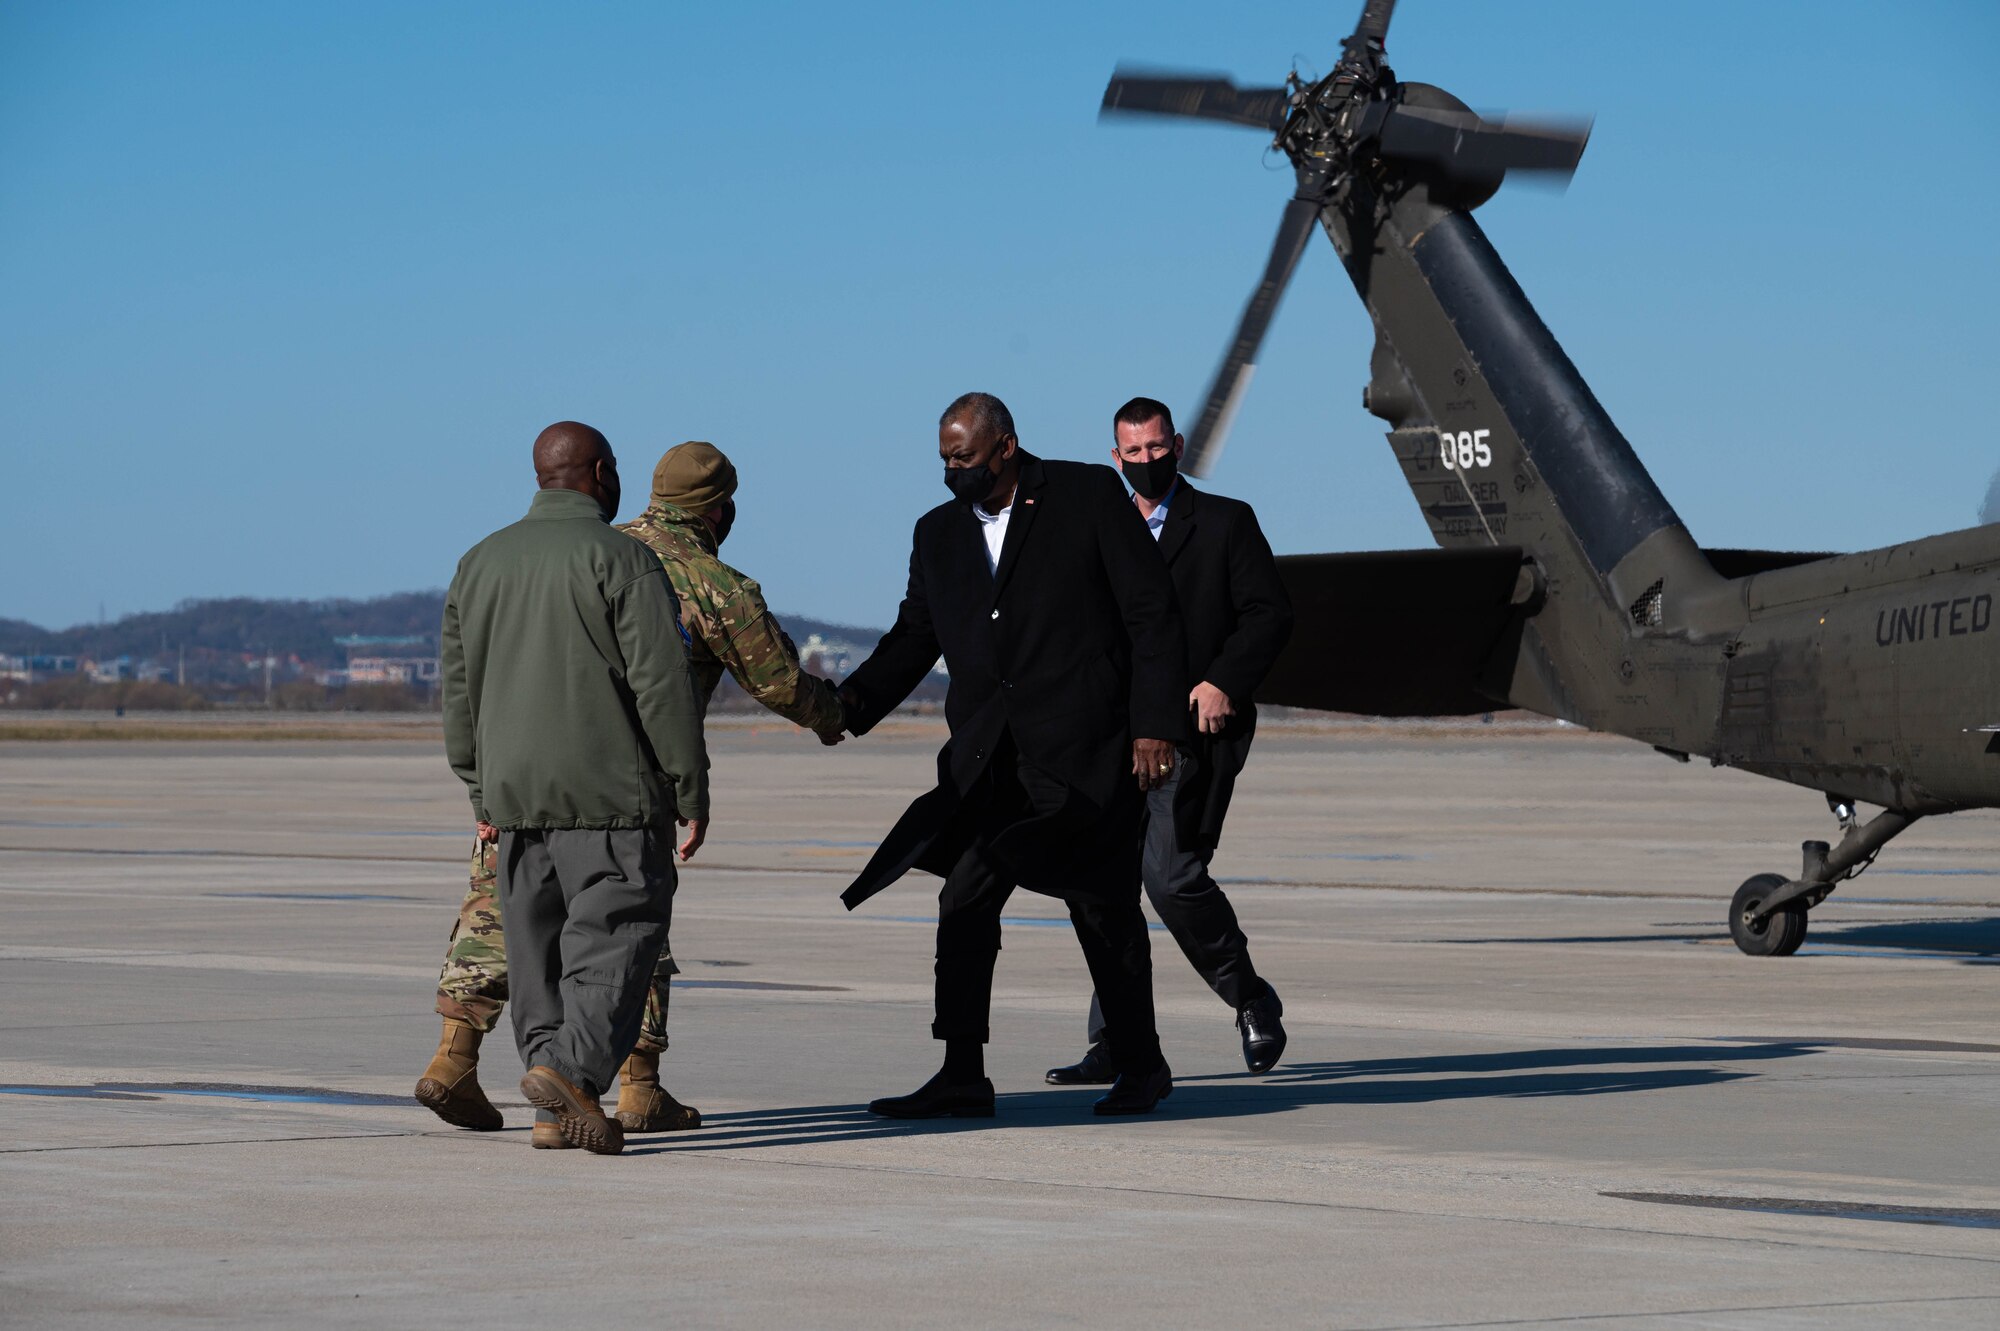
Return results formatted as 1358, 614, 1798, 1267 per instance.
1093, 1063, 1173, 1116
1237, 980, 1287, 1074
1045, 1041, 1118, 1086
867, 1071, 996, 1119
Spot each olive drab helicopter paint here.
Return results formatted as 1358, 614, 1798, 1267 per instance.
1102, 0, 2000, 956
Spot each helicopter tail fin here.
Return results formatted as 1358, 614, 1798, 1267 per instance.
1351, 210, 1730, 726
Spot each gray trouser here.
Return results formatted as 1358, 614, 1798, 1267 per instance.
1087, 746, 1259, 1043
496, 826, 674, 1098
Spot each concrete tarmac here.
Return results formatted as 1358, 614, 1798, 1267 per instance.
3, 718, 1998, 1328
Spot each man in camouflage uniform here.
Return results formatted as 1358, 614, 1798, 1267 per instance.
417, 441, 846, 1145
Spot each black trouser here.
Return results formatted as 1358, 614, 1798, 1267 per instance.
496, 826, 674, 1098
932, 747, 1164, 1076
1087, 743, 1260, 1044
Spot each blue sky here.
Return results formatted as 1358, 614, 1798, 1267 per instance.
4, 1, 1997, 631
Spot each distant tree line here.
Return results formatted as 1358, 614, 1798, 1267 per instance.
0, 592, 450, 661
3, 593, 905, 712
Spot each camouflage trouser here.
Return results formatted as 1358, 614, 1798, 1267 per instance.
435, 839, 679, 1053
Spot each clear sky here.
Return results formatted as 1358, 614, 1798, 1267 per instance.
4, 1, 1997, 631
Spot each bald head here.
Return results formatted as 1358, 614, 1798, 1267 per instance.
937, 391, 1020, 513
533, 420, 621, 518
534, 420, 610, 479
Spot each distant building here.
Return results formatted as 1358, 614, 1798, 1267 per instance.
794, 633, 945, 680
346, 656, 439, 685
797, 633, 864, 677
85, 656, 134, 683
6, 654, 81, 682
333, 634, 437, 687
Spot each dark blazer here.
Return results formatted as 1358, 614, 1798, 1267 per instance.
1155, 479, 1294, 849
840, 452, 1188, 907
1158, 479, 1294, 732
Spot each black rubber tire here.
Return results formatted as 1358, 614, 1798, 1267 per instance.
1729, 873, 1809, 956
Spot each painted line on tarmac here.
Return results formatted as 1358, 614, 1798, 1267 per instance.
1606, 1191, 2000, 1230
207, 891, 425, 902
0, 845, 858, 877
1386, 1294, 2000, 1328
0, 1130, 424, 1155
9, 846, 2000, 908
0, 946, 847, 988
0, 1082, 412, 1106
0, 947, 428, 978
0, 1009, 413, 1033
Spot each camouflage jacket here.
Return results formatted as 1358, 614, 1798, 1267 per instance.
618, 501, 844, 737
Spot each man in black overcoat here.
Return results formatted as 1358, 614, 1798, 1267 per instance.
1046, 397, 1296, 1086
837, 392, 1189, 1117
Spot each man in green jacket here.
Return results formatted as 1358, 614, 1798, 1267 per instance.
436, 420, 708, 1156
421, 440, 844, 1141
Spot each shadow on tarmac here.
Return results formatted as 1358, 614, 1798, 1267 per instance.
623, 1041, 1806, 1155
1807, 916, 2000, 958
1432, 916, 2000, 962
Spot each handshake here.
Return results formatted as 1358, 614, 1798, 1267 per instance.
814, 681, 864, 747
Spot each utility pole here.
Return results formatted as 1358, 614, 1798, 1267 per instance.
264, 653, 274, 706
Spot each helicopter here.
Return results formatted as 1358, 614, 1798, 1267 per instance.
1101, 0, 2000, 956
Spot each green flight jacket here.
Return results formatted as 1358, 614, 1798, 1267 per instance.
441, 487, 709, 829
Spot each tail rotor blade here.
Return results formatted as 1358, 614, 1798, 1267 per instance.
1376, 104, 1592, 181
1184, 188, 1324, 476
1100, 71, 1291, 132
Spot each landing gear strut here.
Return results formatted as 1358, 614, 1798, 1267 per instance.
1727, 799, 1918, 957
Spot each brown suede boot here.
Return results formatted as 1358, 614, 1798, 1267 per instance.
530, 1118, 577, 1150
414, 1017, 503, 1131
615, 1049, 702, 1132
519, 1065, 624, 1155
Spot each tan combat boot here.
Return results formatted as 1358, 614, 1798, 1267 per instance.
414, 1017, 504, 1131
530, 1116, 577, 1150
520, 1065, 624, 1155
615, 1049, 703, 1132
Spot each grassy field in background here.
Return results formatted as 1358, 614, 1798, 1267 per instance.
0, 712, 446, 742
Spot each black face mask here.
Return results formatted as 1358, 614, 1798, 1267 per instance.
709, 498, 736, 547
1121, 451, 1178, 501
943, 462, 998, 505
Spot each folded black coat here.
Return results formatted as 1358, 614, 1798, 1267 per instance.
839, 452, 1189, 907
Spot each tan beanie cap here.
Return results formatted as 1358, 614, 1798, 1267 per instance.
651, 441, 738, 512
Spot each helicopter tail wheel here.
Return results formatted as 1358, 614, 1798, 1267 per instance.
1729, 873, 1808, 956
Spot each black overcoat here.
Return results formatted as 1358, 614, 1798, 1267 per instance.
1156, 480, 1294, 851
840, 453, 1188, 908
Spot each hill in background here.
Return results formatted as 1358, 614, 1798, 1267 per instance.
1, 593, 911, 710
0, 594, 450, 664
0, 593, 885, 665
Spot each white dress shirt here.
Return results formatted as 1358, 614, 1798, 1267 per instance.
1139, 476, 1180, 542
973, 498, 1012, 573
